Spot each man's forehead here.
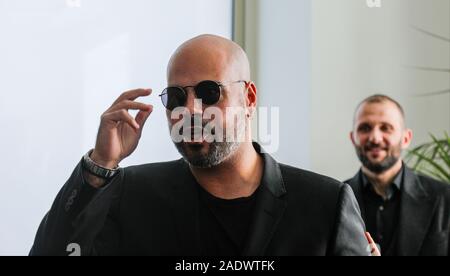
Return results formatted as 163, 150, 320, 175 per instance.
356, 102, 403, 124
167, 66, 227, 86
167, 35, 250, 83
168, 51, 231, 82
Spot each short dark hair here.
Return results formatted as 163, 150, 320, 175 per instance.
354, 94, 406, 127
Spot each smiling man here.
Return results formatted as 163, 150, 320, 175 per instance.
30, 34, 371, 256
346, 94, 450, 256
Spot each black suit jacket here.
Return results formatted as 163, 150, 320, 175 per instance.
345, 167, 450, 256
31, 145, 370, 256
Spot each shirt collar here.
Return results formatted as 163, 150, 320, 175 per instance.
361, 164, 404, 200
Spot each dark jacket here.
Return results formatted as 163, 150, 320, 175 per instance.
345, 167, 450, 256
31, 145, 370, 256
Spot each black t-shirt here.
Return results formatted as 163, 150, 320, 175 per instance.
198, 185, 260, 256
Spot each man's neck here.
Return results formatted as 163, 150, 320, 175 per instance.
190, 142, 264, 200
362, 159, 403, 199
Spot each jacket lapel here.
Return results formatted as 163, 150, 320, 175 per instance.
242, 151, 287, 256
397, 167, 437, 256
170, 160, 202, 256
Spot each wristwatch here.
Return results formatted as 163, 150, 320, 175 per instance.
82, 150, 119, 179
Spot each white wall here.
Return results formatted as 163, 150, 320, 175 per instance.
244, 0, 312, 169
0, 0, 233, 255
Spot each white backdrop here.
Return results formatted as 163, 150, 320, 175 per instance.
0, 0, 233, 255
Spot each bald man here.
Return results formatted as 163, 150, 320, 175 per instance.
31, 35, 370, 256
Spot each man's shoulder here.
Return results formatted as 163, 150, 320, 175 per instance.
121, 159, 186, 189
278, 163, 346, 196
276, 163, 358, 226
343, 177, 355, 184
124, 159, 184, 174
415, 172, 450, 200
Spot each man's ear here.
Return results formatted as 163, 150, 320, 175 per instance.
350, 131, 356, 146
245, 82, 257, 108
401, 128, 413, 149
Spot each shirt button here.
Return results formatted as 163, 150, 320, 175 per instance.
379, 206, 384, 211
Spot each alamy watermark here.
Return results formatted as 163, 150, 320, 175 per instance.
66, 243, 81, 256
168, 100, 280, 154
366, 0, 381, 8
66, 0, 81, 8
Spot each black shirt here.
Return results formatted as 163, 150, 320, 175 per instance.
361, 166, 404, 256
198, 184, 260, 256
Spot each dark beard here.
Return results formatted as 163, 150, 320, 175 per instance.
357, 152, 399, 174
356, 143, 402, 174
174, 141, 240, 169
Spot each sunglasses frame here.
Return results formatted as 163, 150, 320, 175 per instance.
159, 80, 248, 110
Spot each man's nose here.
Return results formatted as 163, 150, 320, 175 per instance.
184, 88, 203, 115
368, 128, 383, 144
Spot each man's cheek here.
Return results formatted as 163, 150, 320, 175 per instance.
355, 137, 365, 148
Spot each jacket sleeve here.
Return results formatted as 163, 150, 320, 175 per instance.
327, 184, 371, 256
29, 159, 123, 256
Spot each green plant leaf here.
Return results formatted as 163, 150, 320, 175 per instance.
406, 132, 450, 183
409, 150, 450, 181
430, 136, 450, 167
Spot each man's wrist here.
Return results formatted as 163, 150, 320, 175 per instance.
90, 151, 119, 169
82, 150, 120, 180
82, 169, 107, 189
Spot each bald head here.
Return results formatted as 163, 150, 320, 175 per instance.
167, 34, 250, 85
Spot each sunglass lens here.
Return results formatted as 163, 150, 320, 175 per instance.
196, 81, 221, 105
161, 87, 186, 111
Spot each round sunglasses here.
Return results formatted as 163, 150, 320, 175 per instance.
159, 80, 247, 111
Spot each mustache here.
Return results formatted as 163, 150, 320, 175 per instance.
181, 126, 216, 135
186, 115, 216, 128
177, 117, 218, 136
363, 142, 387, 151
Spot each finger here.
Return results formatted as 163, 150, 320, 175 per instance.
102, 109, 140, 130
135, 105, 153, 129
365, 232, 375, 244
365, 232, 381, 256
371, 244, 381, 256
111, 100, 152, 113
113, 89, 152, 105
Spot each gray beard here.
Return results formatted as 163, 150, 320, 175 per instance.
175, 141, 240, 168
